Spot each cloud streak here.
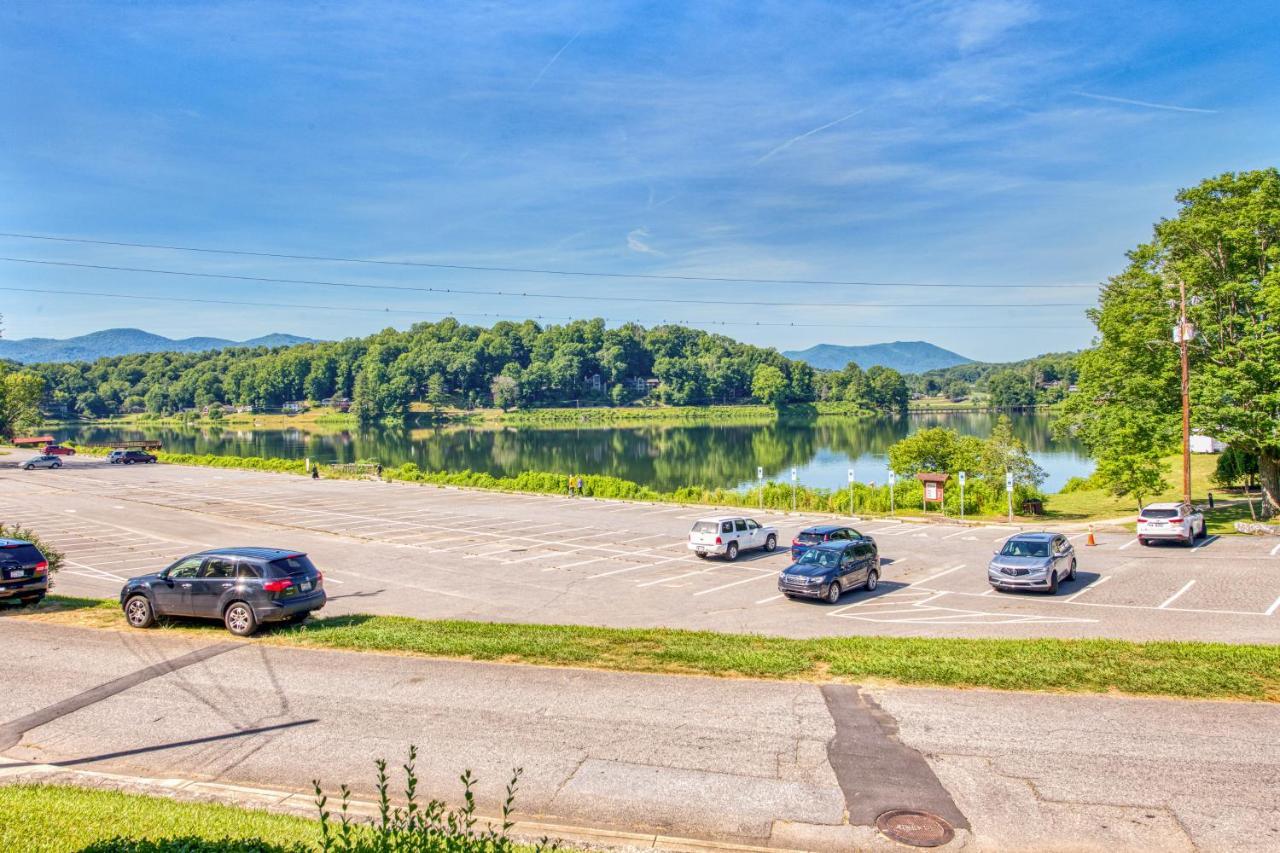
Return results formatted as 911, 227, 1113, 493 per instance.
528, 28, 581, 90
626, 227, 661, 254
1073, 91, 1216, 114
753, 109, 865, 165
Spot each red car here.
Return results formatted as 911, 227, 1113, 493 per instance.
42, 444, 76, 456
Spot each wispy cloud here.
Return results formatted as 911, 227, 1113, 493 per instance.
528, 28, 581, 90
1073, 91, 1216, 114
753, 108, 865, 165
626, 227, 661, 255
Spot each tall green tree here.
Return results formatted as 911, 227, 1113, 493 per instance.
751, 364, 788, 407
987, 370, 1035, 408
1063, 169, 1280, 514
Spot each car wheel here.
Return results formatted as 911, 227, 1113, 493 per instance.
124, 594, 156, 628
224, 602, 258, 636
725, 542, 739, 561
1138, 537, 1148, 546
52, 462, 61, 468
1067, 559, 1077, 581
22, 464, 32, 471
865, 569, 879, 591
18, 594, 45, 607
825, 581, 842, 604
764, 534, 777, 553
1046, 571, 1059, 595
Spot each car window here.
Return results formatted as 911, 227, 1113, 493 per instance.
1, 544, 44, 565
848, 529, 862, 540
268, 554, 317, 576
1000, 540, 1049, 558
746, 520, 760, 530
200, 557, 236, 579
236, 561, 262, 579
721, 521, 733, 533
797, 549, 840, 569
692, 521, 718, 533
796, 532, 823, 544
734, 519, 747, 532
168, 557, 203, 579
1142, 508, 1179, 519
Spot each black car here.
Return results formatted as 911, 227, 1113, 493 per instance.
111, 449, 157, 464
0, 538, 51, 607
778, 539, 879, 603
120, 547, 326, 636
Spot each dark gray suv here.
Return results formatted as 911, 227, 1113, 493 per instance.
120, 547, 326, 636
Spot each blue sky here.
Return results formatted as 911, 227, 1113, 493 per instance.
1, 1, 1276, 361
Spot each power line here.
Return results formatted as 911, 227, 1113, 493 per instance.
0, 285, 1085, 330
0, 257, 1090, 310
0, 231, 1101, 290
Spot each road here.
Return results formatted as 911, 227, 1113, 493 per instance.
0, 621, 1276, 851
2, 452, 1279, 642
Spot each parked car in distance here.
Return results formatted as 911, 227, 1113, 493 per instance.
790, 524, 865, 561
0, 538, 50, 606
22, 454, 63, 470
778, 539, 879, 603
120, 547, 326, 636
1137, 501, 1206, 546
41, 444, 76, 456
110, 449, 157, 464
988, 532, 1076, 594
688, 515, 778, 561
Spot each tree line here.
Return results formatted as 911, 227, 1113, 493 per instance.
29, 318, 910, 422
907, 352, 1079, 407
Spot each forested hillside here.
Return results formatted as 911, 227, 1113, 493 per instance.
34, 318, 907, 421
907, 352, 1080, 406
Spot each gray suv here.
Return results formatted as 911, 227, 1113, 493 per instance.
988, 532, 1076, 594
120, 547, 326, 636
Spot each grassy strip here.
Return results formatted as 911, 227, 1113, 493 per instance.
21, 597, 1280, 701
497, 401, 876, 424
0, 784, 318, 852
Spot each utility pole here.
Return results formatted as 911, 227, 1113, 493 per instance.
1178, 276, 1192, 505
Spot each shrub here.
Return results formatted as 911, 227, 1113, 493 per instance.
0, 522, 64, 572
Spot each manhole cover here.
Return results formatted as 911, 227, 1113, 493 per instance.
875, 809, 955, 847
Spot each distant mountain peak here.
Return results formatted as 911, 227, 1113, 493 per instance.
783, 340, 972, 373
0, 328, 316, 364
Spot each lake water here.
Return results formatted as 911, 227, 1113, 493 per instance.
56, 412, 1092, 494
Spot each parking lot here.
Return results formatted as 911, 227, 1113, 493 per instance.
2, 451, 1278, 642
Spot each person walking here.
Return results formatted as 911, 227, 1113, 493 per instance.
567, 473, 575, 496
376, 463, 383, 480
311, 465, 320, 480
576, 475, 584, 497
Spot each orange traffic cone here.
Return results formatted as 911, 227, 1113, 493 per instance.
1086, 525, 1097, 547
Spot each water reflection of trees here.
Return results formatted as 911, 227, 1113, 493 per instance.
60, 413, 1081, 492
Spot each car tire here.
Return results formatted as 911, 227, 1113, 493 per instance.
694, 552, 708, 559
224, 601, 258, 637
825, 581, 842, 604
864, 569, 879, 591
1046, 571, 1059, 595
52, 462, 61, 469
1067, 559, 1077, 581
18, 594, 45, 607
1138, 537, 1149, 546
764, 534, 777, 553
124, 594, 156, 629
725, 542, 739, 561
22, 465, 32, 471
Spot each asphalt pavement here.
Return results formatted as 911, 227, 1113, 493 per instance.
1, 621, 1276, 852
2, 452, 1278, 642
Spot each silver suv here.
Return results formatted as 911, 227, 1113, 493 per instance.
988, 532, 1076, 595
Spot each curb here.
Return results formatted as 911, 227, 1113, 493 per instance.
0, 759, 815, 853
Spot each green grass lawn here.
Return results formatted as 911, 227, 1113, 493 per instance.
0, 784, 318, 852
18, 596, 1280, 702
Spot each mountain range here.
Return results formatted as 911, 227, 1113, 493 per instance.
0, 328, 314, 364
782, 341, 972, 374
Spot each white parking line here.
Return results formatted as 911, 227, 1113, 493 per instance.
1271, 542, 1280, 557
1192, 535, 1219, 550
755, 594, 784, 604
1118, 538, 1139, 550
1157, 580, 1197, 609
692, 571, 777, 596
910, 565, 966, 586
1265, 595, 1280, 617
941, 528, 973, 540
1064, 575, 1111, 602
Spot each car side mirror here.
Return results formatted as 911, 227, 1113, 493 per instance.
158, 568, 170, 580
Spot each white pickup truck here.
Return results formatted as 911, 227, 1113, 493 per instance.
1137, 501, 1206, 546
688, 516, 778, 561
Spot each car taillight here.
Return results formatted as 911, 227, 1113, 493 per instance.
316, 570, 324, 586
1168, 517, 1182, 524
1137, 517, 1146, 524
791, 539, 800, 546
715, 536, 722, 545
263, 579, 293, 593
34, 561, 48, 575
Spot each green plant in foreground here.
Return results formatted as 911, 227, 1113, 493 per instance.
314, 745, 557, 853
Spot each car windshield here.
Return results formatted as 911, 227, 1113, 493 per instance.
692, 521, 719, 533
1142, 508, 1179, 519
796, 549, 841, 568
1000, 540, 1049, 558
796, 532, 824, 544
